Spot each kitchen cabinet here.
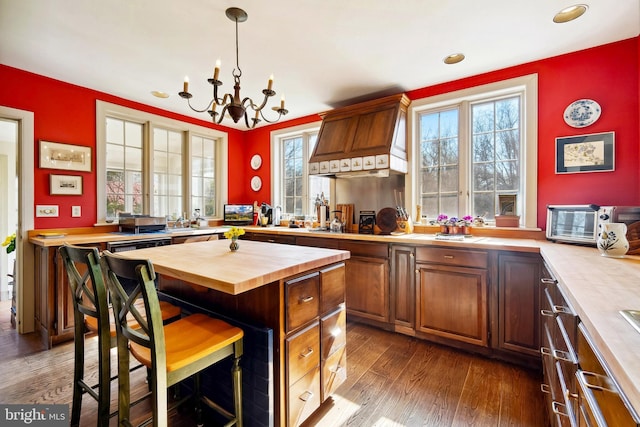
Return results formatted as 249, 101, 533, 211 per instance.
242, 231, 296, 245
309, 94, 410, 171
415, 247, 489, 348
284, 263, 346, 427
390, 245, 415, 335
339, 241, 389, 326
496, 252, 541, 359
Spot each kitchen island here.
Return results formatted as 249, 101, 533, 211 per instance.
114, 239, 350, 427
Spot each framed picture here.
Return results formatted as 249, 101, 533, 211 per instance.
50, 174, 83, 195
40, 140, 92, 172
555, 132, 614, 174
498, 194, 517, 215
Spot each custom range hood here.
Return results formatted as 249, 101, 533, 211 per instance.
309, 93, 410, 177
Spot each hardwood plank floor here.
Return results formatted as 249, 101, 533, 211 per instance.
0, 301, 547, 426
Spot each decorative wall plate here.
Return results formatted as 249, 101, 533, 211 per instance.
250, 176, 262, 191
250, 154, 262, 170
564, 99, 601, 128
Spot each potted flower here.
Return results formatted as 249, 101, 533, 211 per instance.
461, 215, 473, 235
448, 217, 460, 234
223, 226, 245, 251
2, 233, 16, 254
436, 214, 449, 234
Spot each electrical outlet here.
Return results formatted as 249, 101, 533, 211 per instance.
72, 206, 81, 217
36, 205, 59, 217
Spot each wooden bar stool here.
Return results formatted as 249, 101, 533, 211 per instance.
59, 244, 182, 427
101, 250, 244, 427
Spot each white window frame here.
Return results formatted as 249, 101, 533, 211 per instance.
407, 74, 538, 228
96, 100, 228, 223
270, 121, 323, 216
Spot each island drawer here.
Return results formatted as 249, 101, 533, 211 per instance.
286, 272, 320, 332
321, 307, 346, 359
416, 247, 487, 268
288, 366, 321, 427
339, 241, 388, 258
320, 263, 345, 314
286, 322, 320, 387
322, 345, 347, 401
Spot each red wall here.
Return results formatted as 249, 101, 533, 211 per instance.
1, 37, 639, 230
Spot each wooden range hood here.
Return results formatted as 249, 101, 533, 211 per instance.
309, 93, 410, 177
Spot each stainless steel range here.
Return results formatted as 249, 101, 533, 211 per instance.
118, 215, 167, 234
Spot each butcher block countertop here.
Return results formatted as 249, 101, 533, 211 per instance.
112, 238, 350, 295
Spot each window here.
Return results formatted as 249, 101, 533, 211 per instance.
410, 75, 538, 227
271, 122, 330, 218
97, 101, 228, 222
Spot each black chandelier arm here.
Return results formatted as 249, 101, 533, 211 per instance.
258, 107, 289, 124
179, 94, 216, 114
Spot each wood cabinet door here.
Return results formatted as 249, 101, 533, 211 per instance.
311, 114, 358, 161
344, 256, 389, 323
390, 245, 415, 333
497, 253, 541, 356
416, 263, 488, 347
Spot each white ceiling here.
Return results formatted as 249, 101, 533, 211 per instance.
1, 0, 639, 130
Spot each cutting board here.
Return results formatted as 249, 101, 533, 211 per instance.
336, 204, 355, 232
376, 207, 398, 234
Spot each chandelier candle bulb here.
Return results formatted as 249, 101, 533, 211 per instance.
183, 76, 189, 93
267, 74, 274, 91
214, 60, 220, 81
281, 95, 285, 109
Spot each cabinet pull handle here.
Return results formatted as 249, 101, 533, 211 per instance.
540, 309, 556, 317
577, 370, 615, 393
551, 401, 569, 418
553, 304, 572, 315
552, 349, 575, 363
540, 346, 552, 356
541, 277, 557, 285
298, 390, 314, 402
301, 347, 314, 358
541, 383, 551, 394
267, 239, 275, 243
300, 296, 314, 303
443, 255, 454, 259
576, 370, 611, 427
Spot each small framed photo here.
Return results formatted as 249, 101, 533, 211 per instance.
40, 140, 92, 172
555, 132, 614, 174
50, 174, 83, 195
498, 194, 517, 215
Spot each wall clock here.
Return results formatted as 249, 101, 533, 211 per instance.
564, 99, 601, 128
250, 154, 262, 170
251, 176, 262, 191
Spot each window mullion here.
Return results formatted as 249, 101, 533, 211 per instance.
458, 101, 470, 216
143, 121, 152, 215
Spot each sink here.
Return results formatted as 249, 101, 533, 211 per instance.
620, 310, 640, 334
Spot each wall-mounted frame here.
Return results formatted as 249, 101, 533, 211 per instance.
498, 194, 517, 215
555, 132, 614, 174
40, 140, 92, 172
50, 174, 83, 195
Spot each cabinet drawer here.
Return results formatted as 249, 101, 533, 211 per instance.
286, 273, 320, 332
321, 307, 346, 360
287, 322, 320, 386
416, 247, 487, 268
296, 236, 340, 249
339, 241, 388, 258
288, 366, 321, 427
322, 345, 347, 401
320, 263, 345, 314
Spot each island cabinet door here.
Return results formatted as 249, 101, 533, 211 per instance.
286, 322, 321, 427
320, 307, 347, 401
415, 263, 488, 347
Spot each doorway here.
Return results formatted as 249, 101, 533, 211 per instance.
0, 120, 18, 307
0, 106, 35, 335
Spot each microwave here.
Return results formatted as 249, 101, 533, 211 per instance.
546, 205, 640, 245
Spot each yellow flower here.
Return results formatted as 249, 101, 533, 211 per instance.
223, 226, 245, 240
2, 233, 16, 254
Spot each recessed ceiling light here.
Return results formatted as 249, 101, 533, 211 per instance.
443, 53, 465, 65
553, 4, 588, 23
151, 91, 170, 98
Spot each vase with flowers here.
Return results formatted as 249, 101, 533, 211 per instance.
437, 214, 449, 234
2, 233, 16, 254
223, 226, 245, 251
460, 215, 473, 235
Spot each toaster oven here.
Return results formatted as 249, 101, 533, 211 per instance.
546, 205, 640, 245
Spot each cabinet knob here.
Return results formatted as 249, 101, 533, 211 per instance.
443, 255, 454, 259
300, 296, 314, 303
300, 347, 314, 358
298, 390, 314, 402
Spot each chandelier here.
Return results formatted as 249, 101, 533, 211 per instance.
178, 7, 288, 129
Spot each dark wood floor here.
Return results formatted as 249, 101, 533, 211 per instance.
0, 300, 547, 426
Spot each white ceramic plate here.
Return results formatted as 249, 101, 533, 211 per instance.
251, 176, 262, 191
564, 99, 601, 128
250, 154, 262, 170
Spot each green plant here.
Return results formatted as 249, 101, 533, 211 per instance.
2, 233, 16, 254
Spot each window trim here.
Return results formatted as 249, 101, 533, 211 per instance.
270, 121, 323, 215
407, 74, 538, 228
96, 100, 228, 223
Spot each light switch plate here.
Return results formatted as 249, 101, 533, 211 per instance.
72, 206, 81, 217
36, 205, 59, 217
